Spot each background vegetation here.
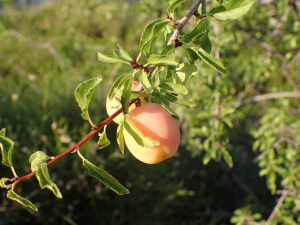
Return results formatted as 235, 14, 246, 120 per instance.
0, 0, 299, 224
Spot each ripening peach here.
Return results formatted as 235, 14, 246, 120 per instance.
124, 103, 180, 164
106, 81, 147, 124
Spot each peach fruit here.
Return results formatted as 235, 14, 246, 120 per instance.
124, 103, 180, 164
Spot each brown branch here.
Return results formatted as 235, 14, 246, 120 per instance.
12, 100, 137, 188
231, 92, 300, 108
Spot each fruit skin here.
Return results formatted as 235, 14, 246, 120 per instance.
106, 81, 147, 124
124, 103, 180, 164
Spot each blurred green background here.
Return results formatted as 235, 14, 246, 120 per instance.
0, 0, 299, 224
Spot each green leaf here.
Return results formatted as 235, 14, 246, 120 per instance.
98, 52, 129, 64
29, 151, 50, 172
121, 76, 133, 115
124, 117, 160, 148
183, 47, 199, 64
139, 71, 153, 94
163, 93, 195, 108
74, 78, 102, 124
113, 44, 132, 62
193, 31, 212, 53
176, 63, 197, 84
0, 135, 14, 168
144, 34, 161, 58
0, 128, 5, 136
98, 126, 110, 149
147, 54, 178, 66
180, 18, 208, 43
209, 0, 255, 20
168, 0, 186, 17
158, 82, 188, 95
7, 189, 38, 211
117, 122, 125, 154
0, 178, 10, 189
161, 45, 175, 56
82, 158, 129, 195
221, 148, 233, 168
165, 65, 177, 82
36, 163, 62, 198
140, 18, 169, 52
192, 48, 227, 74
107, 74, 133, 100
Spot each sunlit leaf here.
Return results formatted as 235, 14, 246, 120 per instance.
192, 48, 227, 74
162, 93, 195, 108
82, 158, 129, 195
160, 45, 175, 56
98, 52, 129, 64
158, 82, 188, 95
0, 134, 14, 168
140, 18, 169, 52
36, 163, 62, 198
7, 189, 38, 211
146, 54, 178, 66
139, 71, 153, 94
121, 76, 133, 115
183, 47, 199, 64
176, 63, 197, 85
113, 44, 132, 62
117, 122, 125, 154
0, 178, 10, 189
124, 117, 160, 148
108, 74, 133, 100
74, 78, 102, 124
181, 18, 208, 43
29, 151, 50, 172
114, 88, 142, 100
168, 0, 186, 17
209, 0, 255, 20
98, 126, 110, 149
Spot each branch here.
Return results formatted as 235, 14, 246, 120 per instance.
12, 100, 137, 188
266, 190, 289, 224
231, 92, 300, 108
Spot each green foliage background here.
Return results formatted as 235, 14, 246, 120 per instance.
0, 0, 300, 224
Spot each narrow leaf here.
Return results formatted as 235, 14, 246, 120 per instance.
193, 31, 212, 53
168, 0, 186, 16
144, 34, 161, 58
139, 71, 153, 94
82, 158, 129, 195
0, 135, 14, 168
147, 54, 178, 66
163, 93, 196, 108
209, 0, 255, 20
152, 91, 180, 120
108, 74, 133, 100
29, 151, 50, 172
121, 76, 133, 115
74, 78, 102, 123
192, 48, 227, 74
158, 82, 188, 95
165, 65, 177, 82
117, 122, 125, 154
0, 128, 5, 136
98, 52, 129, 64
183, 47, 199, 64
113, 44, 132, 62
160, 45, 175, 56
7, 189, 38, 211
124, 117, 160, 148
222, 148, 233, 168
140, 18, 168, 52
181, 18, 208, 43
98, 126, 110, 149
36, 163, 62, 198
